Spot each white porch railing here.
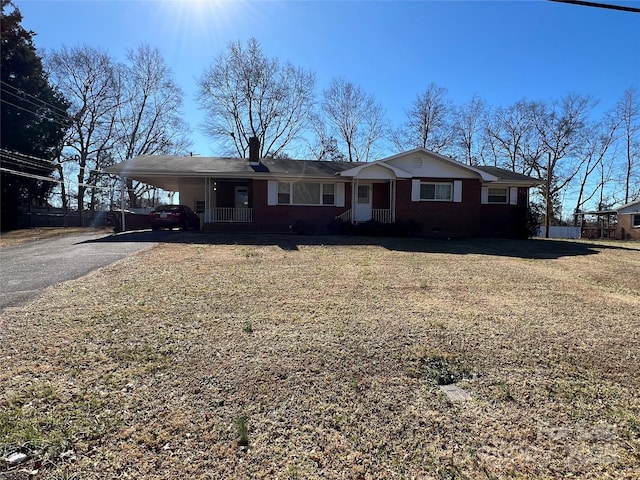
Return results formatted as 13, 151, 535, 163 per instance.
336, 209, 352, 222
336, 209, 392, 224
372, 209, 392, 223
207, 208, 253, 223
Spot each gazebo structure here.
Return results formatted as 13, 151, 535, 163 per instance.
577, 209, 617, 239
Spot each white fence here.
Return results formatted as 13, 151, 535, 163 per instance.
538, 226, 581, 239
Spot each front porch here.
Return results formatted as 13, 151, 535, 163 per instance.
342, 178, 397, 224
200, 178, 253, 224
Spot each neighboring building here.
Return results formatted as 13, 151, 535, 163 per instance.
104, 141, 540, 238
617, 200, 640, 240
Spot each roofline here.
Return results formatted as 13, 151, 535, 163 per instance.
616, 199, 640, 210
380, 147, 500, 181
103, 169, 354, 182
337, 159, 413, 178
482, 179, 544, 186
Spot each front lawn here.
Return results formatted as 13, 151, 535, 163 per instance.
1, 236, 639, 479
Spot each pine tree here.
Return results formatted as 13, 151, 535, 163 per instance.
1, 0, 69, 229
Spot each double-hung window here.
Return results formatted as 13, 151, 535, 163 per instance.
633, 214, 640, 228
322, 184, 335, 205
487, 187, 508, 203
278, 182, 291, 204
420, 182, 452, 201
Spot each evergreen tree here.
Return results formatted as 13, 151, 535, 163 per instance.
1, 0, 69, 229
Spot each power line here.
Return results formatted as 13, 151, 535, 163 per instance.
0, 98, 71, 128
0, 149, 110, 179
0, 79, 70, 117
1, 167, 118, 191
1, 87, 71, 125
549, 0, 640, 13
0, 167, 62, 184
0, 148, 54, 165
0, 158, 54, 173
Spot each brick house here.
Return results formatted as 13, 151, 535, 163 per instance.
105, 141, 540, 238
616, 200, 640, 240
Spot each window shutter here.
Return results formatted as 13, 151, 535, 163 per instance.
481, 186, 488, 204
411, 179, 421, 202
509, 187, 518, 205
267, 180, 278, 206
336, 183, 345, 207
453, 181, 462, 203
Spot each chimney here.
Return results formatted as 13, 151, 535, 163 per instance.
249, 137, 260, 165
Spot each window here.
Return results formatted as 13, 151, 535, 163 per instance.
488, 187, 508, 203
322, 184, 335, 205
277, 182, 290, 204
633, 214, 640, 228
293, 183, 321, 204
357, 185, 370, 204
420, 182, 452, 201
277, 182, 336, 205
194, 200, 205, 213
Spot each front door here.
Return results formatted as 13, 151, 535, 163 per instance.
235, 186, 249, 208
354, 184, 372, 222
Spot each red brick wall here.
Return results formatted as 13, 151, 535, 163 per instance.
617, 214, 640, 240
250, 180, 351, 233
211, 178, 530, 237
395, 179, 529, 237
372, 182, 390, 209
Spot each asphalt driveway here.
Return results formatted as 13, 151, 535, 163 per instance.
0, 230, 171, 312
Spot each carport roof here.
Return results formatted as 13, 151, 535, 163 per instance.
104, 154, 541, 192
103, 155, 364, 190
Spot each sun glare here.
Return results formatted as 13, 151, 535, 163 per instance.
156, 0, 245, 51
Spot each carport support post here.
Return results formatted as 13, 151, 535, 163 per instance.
120, 176, 126, 232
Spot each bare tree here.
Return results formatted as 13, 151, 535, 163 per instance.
197, 38, 315, 158
394, 82, 453, 153
47, 45, 120, 222
116, 44, 190, 206
573, 114, 620, 217
306, 111, 346, 161
319, 78, 386, 162
453, 94, 487, 165
532, 93, 596, 232
615, 87, 640, 203
485, 100, 542, 175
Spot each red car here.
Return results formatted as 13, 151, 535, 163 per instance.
149, 205, 200, 231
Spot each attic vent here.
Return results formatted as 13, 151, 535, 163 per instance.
411, 157, 423, 169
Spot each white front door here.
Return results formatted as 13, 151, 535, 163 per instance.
354, 184, 372, 222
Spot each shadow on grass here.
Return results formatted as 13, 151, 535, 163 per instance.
84, 230, 639, 260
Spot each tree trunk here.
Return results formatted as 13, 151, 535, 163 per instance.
77, 166, 85, 227
57, 164, 68, 228
545, 153, 551, 238
126, 178, 137, 208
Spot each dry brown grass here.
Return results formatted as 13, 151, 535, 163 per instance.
0, 228, 112, 248
1, 236, 639, 479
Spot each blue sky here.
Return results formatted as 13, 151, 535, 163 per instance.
17, 0, 640, 157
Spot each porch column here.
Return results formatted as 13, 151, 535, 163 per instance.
390, 179, 396, 223
352, 177, 358, 224
204, 178, 211, 223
